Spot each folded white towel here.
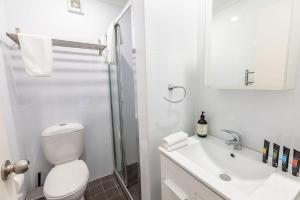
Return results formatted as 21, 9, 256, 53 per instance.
104, 22, 115, 64
18, 33, 53, 77
162, 140, 188, 152
163, 131, 188, 147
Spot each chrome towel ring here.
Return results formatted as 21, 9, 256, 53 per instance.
163, 84, 186, 103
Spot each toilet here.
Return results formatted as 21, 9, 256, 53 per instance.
41, 123, 89, 200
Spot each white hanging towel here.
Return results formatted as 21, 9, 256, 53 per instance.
103, 22, 115, 64
18, 33, 53, 77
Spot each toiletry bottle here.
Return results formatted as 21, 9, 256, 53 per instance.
282, 146, 290, 172
292, 149, 300, 176
197, 111, 208, 138
272, 143, 280, 167
262, 140, 270, 163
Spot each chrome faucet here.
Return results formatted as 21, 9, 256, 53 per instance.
221, 129, 242, 150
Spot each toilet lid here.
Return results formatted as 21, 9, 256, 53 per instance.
44, 160, 89, 199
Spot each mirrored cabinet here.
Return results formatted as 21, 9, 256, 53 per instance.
204, 0, 300, 90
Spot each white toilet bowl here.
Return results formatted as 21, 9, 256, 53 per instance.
43, 160, 89, 200
41, 123, 89, 200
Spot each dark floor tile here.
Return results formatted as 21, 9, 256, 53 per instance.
92, 192, 107, 200
116, 185, 124, 194
126, 163, 139, 188
113, 176, 118, 183
85, 195, 92, 200
128, 187, 137, 196
102, 179, 116, 191
101, 174, 115, 182
89, 184, 104, 197
132, 194, 141, 200
110, 194, 127, 200
105, 187, 120, 199
128, 183, 141, 200
89, 179, 101, 188
84, 189, 91, 200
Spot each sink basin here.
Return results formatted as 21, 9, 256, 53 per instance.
177, 138, 274, 195
159, 135, 300, 200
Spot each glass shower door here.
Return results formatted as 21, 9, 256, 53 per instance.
109, 7, 141, 199
108, 43, 127, 183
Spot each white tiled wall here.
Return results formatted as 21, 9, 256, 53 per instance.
142, 0, 200, 199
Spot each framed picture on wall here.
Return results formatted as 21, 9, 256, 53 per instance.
67, 0, 83, 14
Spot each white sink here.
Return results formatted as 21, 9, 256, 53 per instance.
177, 138, 274, 195
159, 135, 300, 200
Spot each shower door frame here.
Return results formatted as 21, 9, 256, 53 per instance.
114, 22, 128, 184
108, 1, 139, 200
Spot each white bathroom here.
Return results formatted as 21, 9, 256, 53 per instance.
1, 0, 300, 200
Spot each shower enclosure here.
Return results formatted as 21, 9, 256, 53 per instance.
108, 5, 141, 200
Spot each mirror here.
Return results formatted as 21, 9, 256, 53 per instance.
205, 0, 300, 90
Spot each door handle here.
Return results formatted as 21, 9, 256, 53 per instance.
1, 160, 29, 181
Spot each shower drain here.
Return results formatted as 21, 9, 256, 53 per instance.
219, 173, 231, 181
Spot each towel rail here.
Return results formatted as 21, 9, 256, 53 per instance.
6, 33, 106, 53
163, 84, 187, 103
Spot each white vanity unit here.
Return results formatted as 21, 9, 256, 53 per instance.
159, 136, 300, 200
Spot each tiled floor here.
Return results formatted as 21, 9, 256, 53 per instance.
127, 183, 141, 200
85, 163, 141, 200
85, 174, 127, 200
127, 163, 139, 187
126, 163, 141, 200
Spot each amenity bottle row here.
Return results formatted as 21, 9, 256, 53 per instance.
262, 140, 300, 177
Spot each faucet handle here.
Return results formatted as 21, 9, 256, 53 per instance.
221, 129, 242, 141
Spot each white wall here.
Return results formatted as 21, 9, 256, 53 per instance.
2, 0, 122, 188
196, 74, 300, 154
142, 0, 200, 199
196, 0, 300, 159
137, 1, 300, 199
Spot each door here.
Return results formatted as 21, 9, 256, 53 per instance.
0, 110, 18, 200
108, 24, 128, 183
109, 7, 140, 189
116, 8, 140, 188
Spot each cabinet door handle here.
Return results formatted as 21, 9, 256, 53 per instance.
245, 69, 255, 86
163, 179, 188, 200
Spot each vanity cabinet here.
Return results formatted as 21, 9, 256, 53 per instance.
160, 154, 225, 200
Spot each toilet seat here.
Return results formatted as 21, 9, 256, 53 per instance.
44, 160, 89, 200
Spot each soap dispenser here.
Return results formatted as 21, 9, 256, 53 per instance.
197, 111, 208, 138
